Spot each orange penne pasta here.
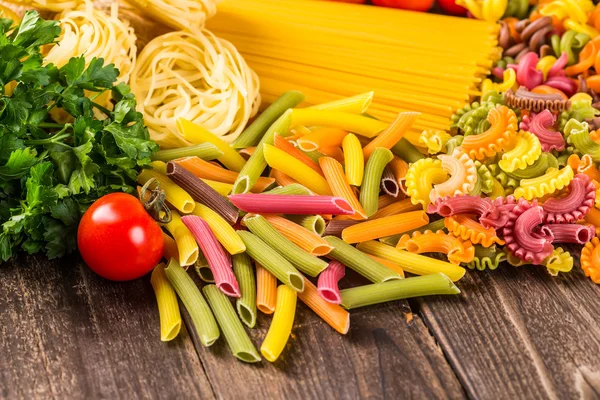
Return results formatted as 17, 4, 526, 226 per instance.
397, 230, 475, 265
319, 146, 345, 164
174, 157, 274, 193
444, 215, 505, 247
378, 194, 398, 209
256, 264, 277, 314
362, 112, 420, 158
319, 157, 367, 220
365, 254, 405, 278
297, 276, 350, 334
297, 128, 348, 152
239, 147, 256, 159
341, 211, 429, 243
274, 133, 324, 176
162, 231, 179, 261
370, 198, 420, 219
262, 214, 333, 256
388, 157, 409, 184
270, 168, 301, 187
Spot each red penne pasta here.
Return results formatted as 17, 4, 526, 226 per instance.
228, 194, 354, 215
317, 260, 345, 304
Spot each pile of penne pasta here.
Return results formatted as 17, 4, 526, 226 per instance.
143, 90, 599, 364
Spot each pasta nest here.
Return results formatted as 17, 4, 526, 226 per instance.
429, 151, 478, 203
580, 237, 600, 284
130, 30, 261, 148
498, 130, 542, 173
444, 214, 505, 248
404, 158, 448, 208
459, 105, 518, 160
128, 0, 218, 32
44, 1, 138, 84
513, 165, 574, 200
397, 230, 475, 265
542, 247, 573, 277
14, 0, 82, 12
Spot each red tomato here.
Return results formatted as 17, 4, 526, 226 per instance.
78, 193, 164, 281
371, 0, 434, 12
436, 0, 467, 15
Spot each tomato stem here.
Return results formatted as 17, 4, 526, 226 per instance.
140, 178, 172, 224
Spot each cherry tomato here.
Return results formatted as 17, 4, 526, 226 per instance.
436, 0, 467, 15
78, 193, 164, 281
371, 0, 435, 12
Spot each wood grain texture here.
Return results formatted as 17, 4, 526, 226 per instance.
0, 255, 213, 399
415, 263, 600, 400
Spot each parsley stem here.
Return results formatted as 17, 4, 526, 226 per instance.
38, 122, 65, 129
25, 133, 71, 146
92, 101, 112, 116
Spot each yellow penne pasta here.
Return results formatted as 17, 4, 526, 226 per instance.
307, 92, 374, 114
261, 285, 298, 362
151, 263, 182, 341
192, 203, 245, 255
264, 144, 333, 195
342, 211, 429, 243
291, 109, 388, 138
164, 210, 199, 267
262, 214, 333, 256
202, 179, 233, 196
138, 169, 195, 214
319, 157, 367, 220
342, 133, 364, 186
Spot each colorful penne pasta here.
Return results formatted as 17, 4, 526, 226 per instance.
260, 285, 297, 362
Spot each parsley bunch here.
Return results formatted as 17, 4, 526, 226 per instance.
0, 12, 158, 260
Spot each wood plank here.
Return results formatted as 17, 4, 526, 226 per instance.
415, 262, 600, 400
0, 255, 214, 399
184, 272, 466, 400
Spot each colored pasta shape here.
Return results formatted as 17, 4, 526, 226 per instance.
261, 285, 297, 362
451, 101, 494, 137
474, 161, 496, 195
192, 203, 246, 255
342, 133, 365, 186
317, 261, 346, 304
445, 214, 505, 247
232, 253, 257, 328
229, 194, 353, 215
513, 165, 574, 200
569, 120, 600, 161
319, 157, 367, 220
405, 158, 448, 208
273, 134, 323, 177
138, 168, 195, 214
505, 153, 559, 180
297, 128, 348, 152
359, 148, 394, 217
497, 130, 542, 173
465, 245, 507, 271
256, 264, 277, 315
429, 152, 477, 202
261, 214, 333, 256
150, 263, 182, 341
459, 105, 518, 160
297, 276, 350, 334
580, 237, 600, 284
542, 247, 574, 276
502, 198, 554, 265
362, 112, 420, 158
397, 230, 475, 265
540, 223, 595, 244
419, 129, 452, 154
341, 211, 429, 244
542, 173, 596, 223
164, 211, 199, 267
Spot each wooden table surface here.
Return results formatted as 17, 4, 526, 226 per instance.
1, 254, 599, 400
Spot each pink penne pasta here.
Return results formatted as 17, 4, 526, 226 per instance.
317, 260, 345, 304
181, 215, 240, 297
541, 224, 595, 245
228, 194, 354, 215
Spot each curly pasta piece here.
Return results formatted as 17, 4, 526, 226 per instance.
506, 153, 559, 180
498, 130, 542, 173
445, 214, 505, 248
474, 161, 496, 194
405, 158, 448, 208
419, 129, 452, 154
465, 245, 506, 270
559, 101, 600, 131
445, 135, 464, 155
569, 120, 600, 161
451, 101, 494, 136
428, 195, 495, 218
519, 110, 566, 152
459, 105, 518, 160
429, 152, 477, 202
580, 237, 600, 283
502, 198, 554, 264
542, 247, 574, 276
397, 230, 475, 265
487, 163, 520, 191
542, 173, 596, 223
513, 165, 574, 200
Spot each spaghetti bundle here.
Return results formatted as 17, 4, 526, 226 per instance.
206, 0, 500, 138
130, 30, 260, 149
127, 0, 217, 32
44, 1, 137, 83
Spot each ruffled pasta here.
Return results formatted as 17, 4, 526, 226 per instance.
506, 153, 559, 180
451, 101, 494, 137
513, 165, 574, 200
397, 230, 475, 265
404, 158, 448, 208
474, 161, 495, 194
542, 173, 596, 223
542, 247, 574, 276
519, 110, 565, 152
465, 245, 506, 271
445, 214, 505, 248
419, 129, 452, 154
429, 152, 477, 203
498, 130, 542, 173
580, 237, 600, 284
502, 198, 554, 265
459, 105, 518, 160
130, 30, 260, 148
569, 120, 600, 161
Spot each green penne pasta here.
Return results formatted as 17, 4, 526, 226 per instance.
324, 236, 402, 282
264, 183, 313, 195
194, 253, 215, 283
202, 285, 261, 363
301, 149, 326, 163
380, 219, 447, 246
237, 230, 305, 292
233, 91, 304, 149
232, 110, 293, 194
245, 215, 328, 276
232, 253, 257, 328
164, 258, 220, 347
152, 143, 224, 162
360, 147, 394, 217
390, 138, 425, 163
356, 240, 466, 282
340, 273, 460, 309
506, 153, 558, 180
286, 215, 326, 236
